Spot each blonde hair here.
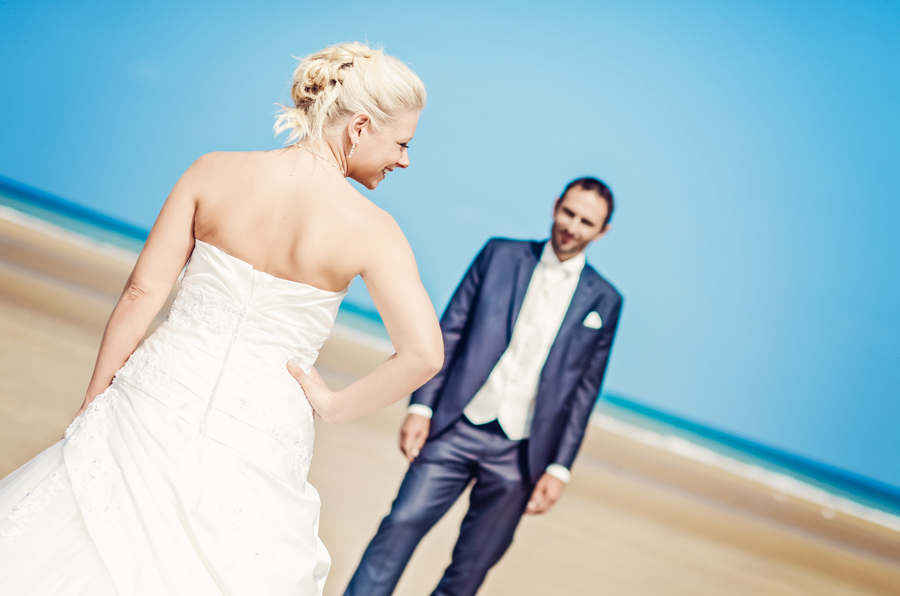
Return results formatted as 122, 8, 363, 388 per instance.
274, 42, 426, 144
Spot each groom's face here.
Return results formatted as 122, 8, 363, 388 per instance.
550, 187, 610, 260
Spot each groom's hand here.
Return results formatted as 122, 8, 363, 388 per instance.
525, 473, 566, 515
400, 413, 430, 462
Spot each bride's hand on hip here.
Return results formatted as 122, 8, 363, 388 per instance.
287, 360, 335, 419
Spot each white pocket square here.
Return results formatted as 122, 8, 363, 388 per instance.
583, 311, 602, 329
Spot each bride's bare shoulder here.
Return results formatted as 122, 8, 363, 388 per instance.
177, 150, 286, 200
185, 150, 269, 177
338, 192, 412, 266
340, 188, 403, 236
175, 151, 240, 189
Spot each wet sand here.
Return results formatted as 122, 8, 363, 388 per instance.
1, 211, 899, 595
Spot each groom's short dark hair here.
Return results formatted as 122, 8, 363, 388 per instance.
562, 177, 614, 228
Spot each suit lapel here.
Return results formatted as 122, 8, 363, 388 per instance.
545, 269, 599, 371
531, 267, 599, 428
508, 242, 542, 338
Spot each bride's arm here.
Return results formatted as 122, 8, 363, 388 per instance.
290, 217, 443, 424
75, 164, 200, 417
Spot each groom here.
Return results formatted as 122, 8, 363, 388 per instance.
345, 177, 623, 596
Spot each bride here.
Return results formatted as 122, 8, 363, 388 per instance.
0, 42, 443, 595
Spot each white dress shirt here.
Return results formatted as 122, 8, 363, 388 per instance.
409, 243, 584, 483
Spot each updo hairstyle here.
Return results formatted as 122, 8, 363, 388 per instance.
274, 42, 426, 144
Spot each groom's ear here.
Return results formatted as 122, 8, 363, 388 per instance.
592, 223, 611, 243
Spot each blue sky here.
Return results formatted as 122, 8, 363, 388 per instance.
1, 1, 898, 488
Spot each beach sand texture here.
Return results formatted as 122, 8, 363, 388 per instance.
1, 212, 899, 595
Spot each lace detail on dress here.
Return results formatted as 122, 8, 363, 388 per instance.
114, 345, 204, 422
236, 338, 320, 476
168, 282, 242, 344
64, 386, 122, 524
0, 470, 69, 545
116, 347, 163, 384
286, 432, 313, 473
230, 392, 314, 475
218, 365, 315, 476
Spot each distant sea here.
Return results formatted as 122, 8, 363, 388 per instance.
2, 174, 899, 531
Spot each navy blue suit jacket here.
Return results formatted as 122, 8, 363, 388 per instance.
410, 238, 623, 483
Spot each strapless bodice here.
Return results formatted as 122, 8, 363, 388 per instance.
102, 239, 348, 483
172, 239, 348, 358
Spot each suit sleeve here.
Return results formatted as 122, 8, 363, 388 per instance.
552, 297, 623, 470
410, 240, 494, 410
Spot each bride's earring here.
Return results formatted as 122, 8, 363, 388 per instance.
348, 139, 359, 160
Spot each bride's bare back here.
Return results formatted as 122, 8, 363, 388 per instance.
192, 148, 388, 292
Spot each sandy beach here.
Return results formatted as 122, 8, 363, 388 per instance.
2, 210, 899, 595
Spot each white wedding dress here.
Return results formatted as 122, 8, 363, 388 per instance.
0, 239, 348, 595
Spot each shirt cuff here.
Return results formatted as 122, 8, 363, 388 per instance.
407, 404, 434, 419
545, 464, 571, 483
